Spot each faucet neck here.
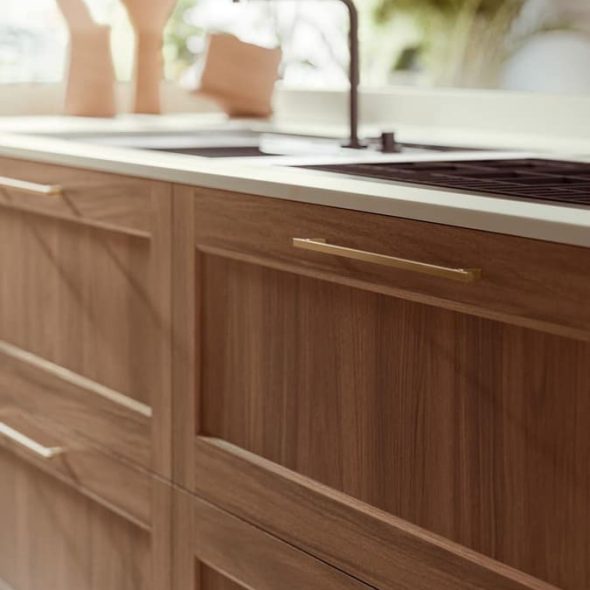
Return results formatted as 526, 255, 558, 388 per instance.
232, 0, 364, 149
339, 0, 364, 149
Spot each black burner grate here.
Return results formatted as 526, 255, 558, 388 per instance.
302, 158, 590, 207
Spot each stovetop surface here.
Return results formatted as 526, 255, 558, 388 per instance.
302, 158, 590, 207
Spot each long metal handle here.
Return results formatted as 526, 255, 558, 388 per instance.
293, 238, 482, 283
0, 421, 64, 459
0, 175, 63, 197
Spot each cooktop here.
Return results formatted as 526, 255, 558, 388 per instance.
302, 158, 590, 207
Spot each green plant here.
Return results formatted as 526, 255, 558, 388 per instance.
373, 0, 524, 24
164, 0, 203, 79
371, 0, 569, 86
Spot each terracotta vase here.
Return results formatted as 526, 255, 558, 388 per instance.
57, 0, 117, 117
198, 34, 282, 118
121, 0, 178, 114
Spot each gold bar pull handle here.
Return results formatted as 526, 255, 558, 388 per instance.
0, 420, 65, 459
293, 238, 482, 283
0, 175, 63, 197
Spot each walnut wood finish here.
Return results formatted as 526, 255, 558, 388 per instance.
193, 439, 558, 590
0, 447, 151, 590
0, 159, 175, 590
173, 486, 377, 590
0, 157, 152, 236
0, 208, 152, 405
199, 566, 244, 590
0, 410, 150, 528
192, 187, 590, 340
170, 186, 590, 590
0, 342, 150, 468
195, 254, 588, 589
0, 176, 174, 477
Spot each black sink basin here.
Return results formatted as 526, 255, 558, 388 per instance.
144, 145, 282, 158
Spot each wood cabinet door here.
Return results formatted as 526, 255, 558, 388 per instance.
0, 169, 172, 477
173, 186, 589, 590
171, 487, 377, 590
0, 446, 151, 590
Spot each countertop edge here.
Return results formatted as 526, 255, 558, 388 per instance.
0, 134, 589, 250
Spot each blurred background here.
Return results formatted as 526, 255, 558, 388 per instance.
1, 0, 590, 93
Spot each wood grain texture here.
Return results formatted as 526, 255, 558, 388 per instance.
0, 410, 151, 529
0, 342, 150, 469
0, 160, 175, 590
172, 186, 590, 589
0, 178, 174, 477
0, 447, 151, 590
149, 183, 174, 478
195, 253, 590, 589
171, 480, 196, 590
0, 157, 151, 235
150, 478, 173, 590
194, 438, 557, 590
192, 187, 590, 340
191, 490, 376, 590
0, 208, 154, 405
171, 185, 197, 488
199, 565, 245, 590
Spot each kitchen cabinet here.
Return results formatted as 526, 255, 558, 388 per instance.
171, 185, 590, 590
0, 156, 173, 477
1, 154, 589, 590
0, 414, 152, 590
171, 486, 377, 590
0, 158, 173, 590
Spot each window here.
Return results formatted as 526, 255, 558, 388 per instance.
0, 0, 136, 83
1, 0, 67, 83
0, 0, 354, 86
1, 0, 589, 92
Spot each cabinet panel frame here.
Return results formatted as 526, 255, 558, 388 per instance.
171, 184, 567, 590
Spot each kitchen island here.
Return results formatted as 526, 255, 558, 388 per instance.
0, 116, 588, 590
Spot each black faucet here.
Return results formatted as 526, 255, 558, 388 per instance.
232, 0, 365, 149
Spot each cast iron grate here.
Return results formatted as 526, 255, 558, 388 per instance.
302, 158, 590, 206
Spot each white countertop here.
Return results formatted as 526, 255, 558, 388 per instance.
1, 113, 589, 248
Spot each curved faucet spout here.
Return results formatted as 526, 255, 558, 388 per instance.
232, 0, 365, 149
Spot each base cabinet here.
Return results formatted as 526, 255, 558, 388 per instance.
172, 186, 590, 590
0, 448, 151, 590
172, 487, 376, 590
2, 158, 590, 590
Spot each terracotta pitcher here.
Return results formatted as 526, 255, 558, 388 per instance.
121, 0, 178, 114
57, 0, 117, 117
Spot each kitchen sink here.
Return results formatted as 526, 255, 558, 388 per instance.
37, 128, 359, 158
38, 128, 482, 159
39, 129, 285, 157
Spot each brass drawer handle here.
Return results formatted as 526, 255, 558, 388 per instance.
0, 421, 65, 459
293, 238, 482, 283
0, 175, 63, 197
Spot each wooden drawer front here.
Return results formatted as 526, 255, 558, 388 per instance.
0, 157, 153, 236
0, 206, 157, 409
193, 187, 590, 339
176, 489, 376, 590
0, 339, 150, 470
192, 254, 581, 590
0, 175, 172, 477
0, 443, 150, 590
0, 410, 151, 530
